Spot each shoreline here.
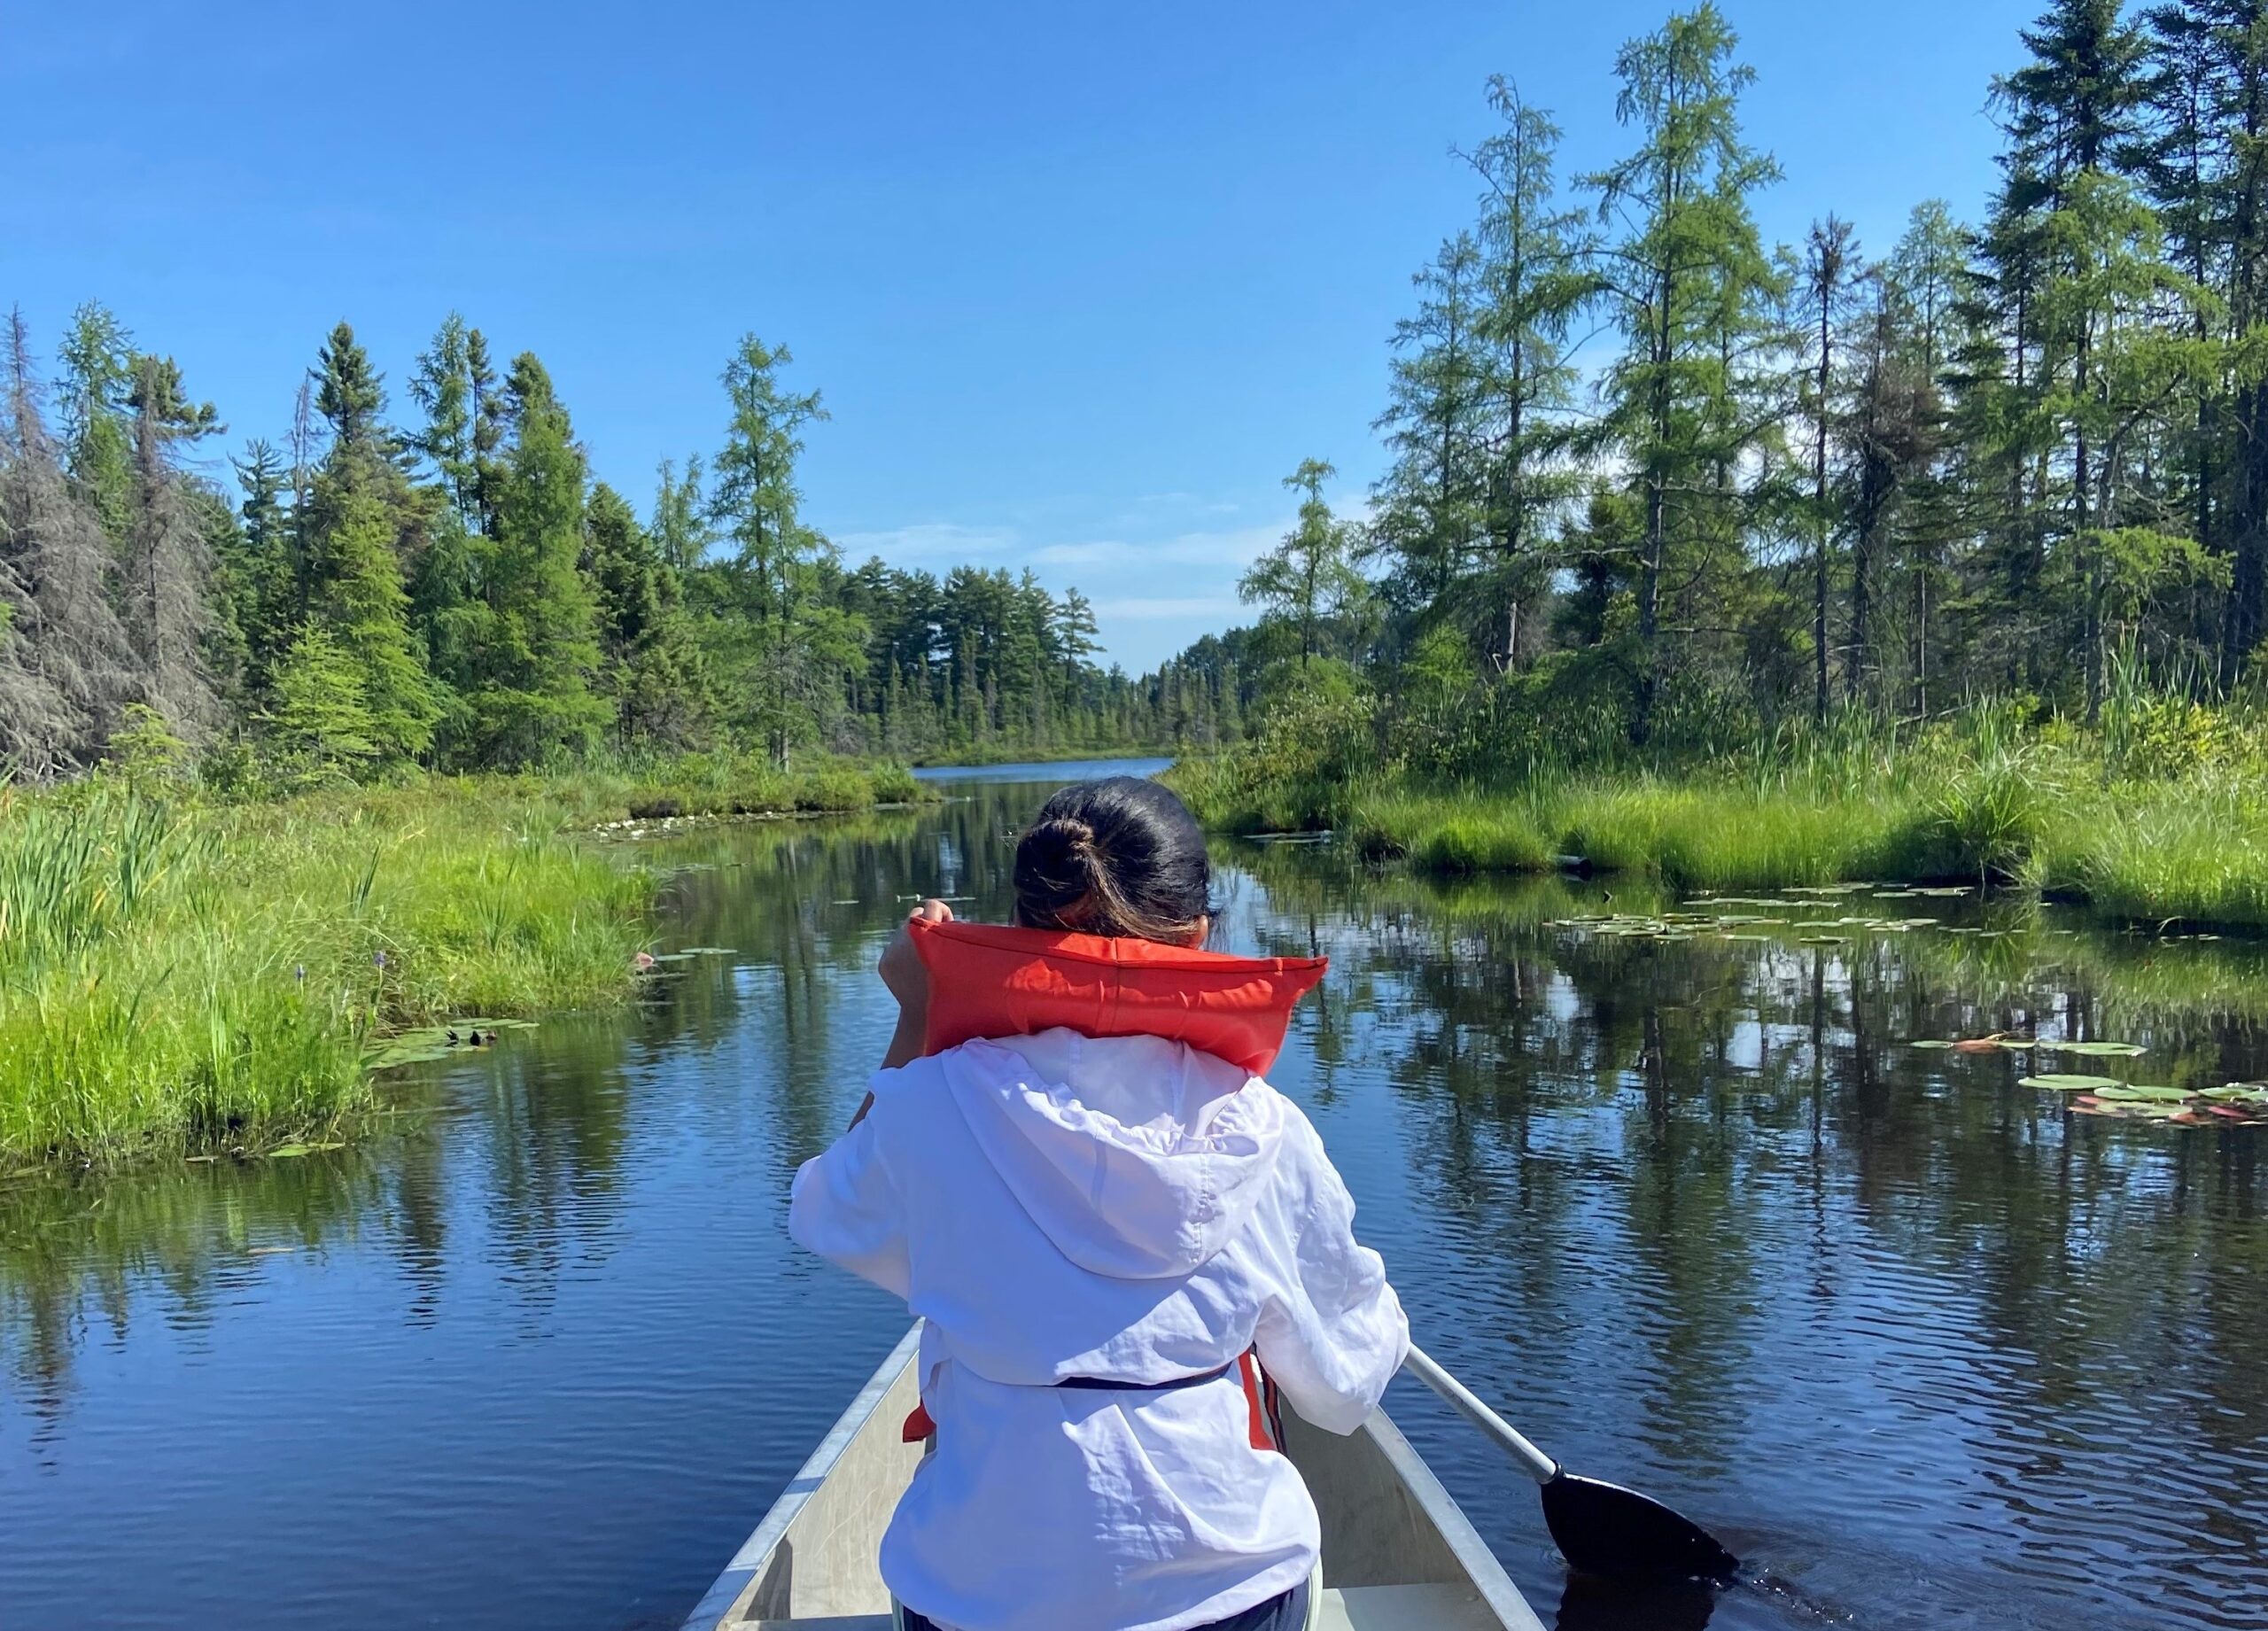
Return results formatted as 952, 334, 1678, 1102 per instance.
0, 759, 935, 1169
1171, 762, 2268, 936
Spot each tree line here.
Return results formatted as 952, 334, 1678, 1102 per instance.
0, 313, 1180, 783
1221, 0, 2268, 769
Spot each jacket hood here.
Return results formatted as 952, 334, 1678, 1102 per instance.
939, 1030, 1285, 1280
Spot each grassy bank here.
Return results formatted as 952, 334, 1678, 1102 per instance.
1169, 719, 2268, 932
0, 757, 922, 1165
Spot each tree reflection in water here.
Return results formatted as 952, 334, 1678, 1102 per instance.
4, 785, 2266, 1631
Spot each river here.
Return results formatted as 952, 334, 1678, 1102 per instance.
4, 758, 2264, 1630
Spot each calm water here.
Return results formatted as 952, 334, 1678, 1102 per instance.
5, 762, 2267, 1631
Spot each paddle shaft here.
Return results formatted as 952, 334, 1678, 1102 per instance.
1402, 1343, 1560, 1487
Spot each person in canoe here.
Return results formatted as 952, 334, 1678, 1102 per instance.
789, 776, 1410, 1631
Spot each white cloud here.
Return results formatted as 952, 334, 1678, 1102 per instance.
1032, 521, 1284, 570
1091, 595, 1245, 620
832, 521, 1020, 562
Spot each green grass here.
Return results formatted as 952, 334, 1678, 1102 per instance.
1175, 746, 2268, 933
2042, 775, 2268, 929
0, 755, 925, 1165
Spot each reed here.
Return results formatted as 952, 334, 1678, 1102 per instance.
1175, 701, 2268, 931
0, 778, 661, 1163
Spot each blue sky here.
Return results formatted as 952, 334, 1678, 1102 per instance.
4, 0, 2039, 672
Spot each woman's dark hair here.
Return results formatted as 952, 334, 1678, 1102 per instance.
1014, 777, 1213, 943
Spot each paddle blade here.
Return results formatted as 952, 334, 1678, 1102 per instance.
1540, 1471, 1739, 1584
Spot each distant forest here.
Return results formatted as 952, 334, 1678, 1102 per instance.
1190, 0, 2268, 769
0, 315, 1209, 783
17, 0, 2262, 789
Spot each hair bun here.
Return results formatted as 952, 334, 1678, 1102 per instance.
1034, 814, 1097, 869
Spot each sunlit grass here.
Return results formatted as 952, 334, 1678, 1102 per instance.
1177, 719, 2268, 931
0, 779, 672, 1164
2045, 774, 2268, 930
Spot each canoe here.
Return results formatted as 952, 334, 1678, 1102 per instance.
682, 1324, 1543, 1631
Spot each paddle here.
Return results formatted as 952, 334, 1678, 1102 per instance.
1402, 1344, 1739, 1586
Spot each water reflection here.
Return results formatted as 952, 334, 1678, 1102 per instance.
4, 781, 2266, 1631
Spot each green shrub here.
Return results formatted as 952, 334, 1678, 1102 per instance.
871, 765, 922, 804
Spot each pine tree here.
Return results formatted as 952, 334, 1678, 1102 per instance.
1586, 4, 1783, 742
315, 321, 386, 455
300, 326, 442, 766
304, 471, 441, 765
268, 621, 381, 780
448, 353, 606, 767
587, 479, 708, 749
1240, 460, 1364, 666
2138, 0, 2268, 667
225, 440, 297, 693
409, 313, 478, 527
707, 337, 858, 767
54, 302, 137, 542
1463, 76, 1595, 667
1371, 233, 1488, 615
1800, 216, 1860, 719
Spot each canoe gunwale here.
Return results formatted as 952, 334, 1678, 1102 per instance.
1355, 1395, 1541, 1629
679, 1324, 924, 1631
683, 1324, 1540, 1630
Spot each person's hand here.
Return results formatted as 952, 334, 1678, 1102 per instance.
879, 898, 953, 1015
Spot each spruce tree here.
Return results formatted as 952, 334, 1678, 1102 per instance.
300, 324, 442, 766
587, 479, 708, 749
449, 353, 605, 767
225, 440, 298, 693
315, 321, 386, 454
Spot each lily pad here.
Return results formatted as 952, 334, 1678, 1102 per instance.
2039, 1040, 2146, 1058
266, 1144, 312, 1158
1913, 886, 1974, 897
1912, 1039, 1957, 1050
2019, 1073, 2123, 1091
2098, 1083, 2193, 1104
675, 946, 741, 956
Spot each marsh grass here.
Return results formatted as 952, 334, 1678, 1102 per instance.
0, 779, 664, 1163
1175, 701, 2268, 930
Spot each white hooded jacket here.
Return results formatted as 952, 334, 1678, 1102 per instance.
788, 1027, 1409, 1631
